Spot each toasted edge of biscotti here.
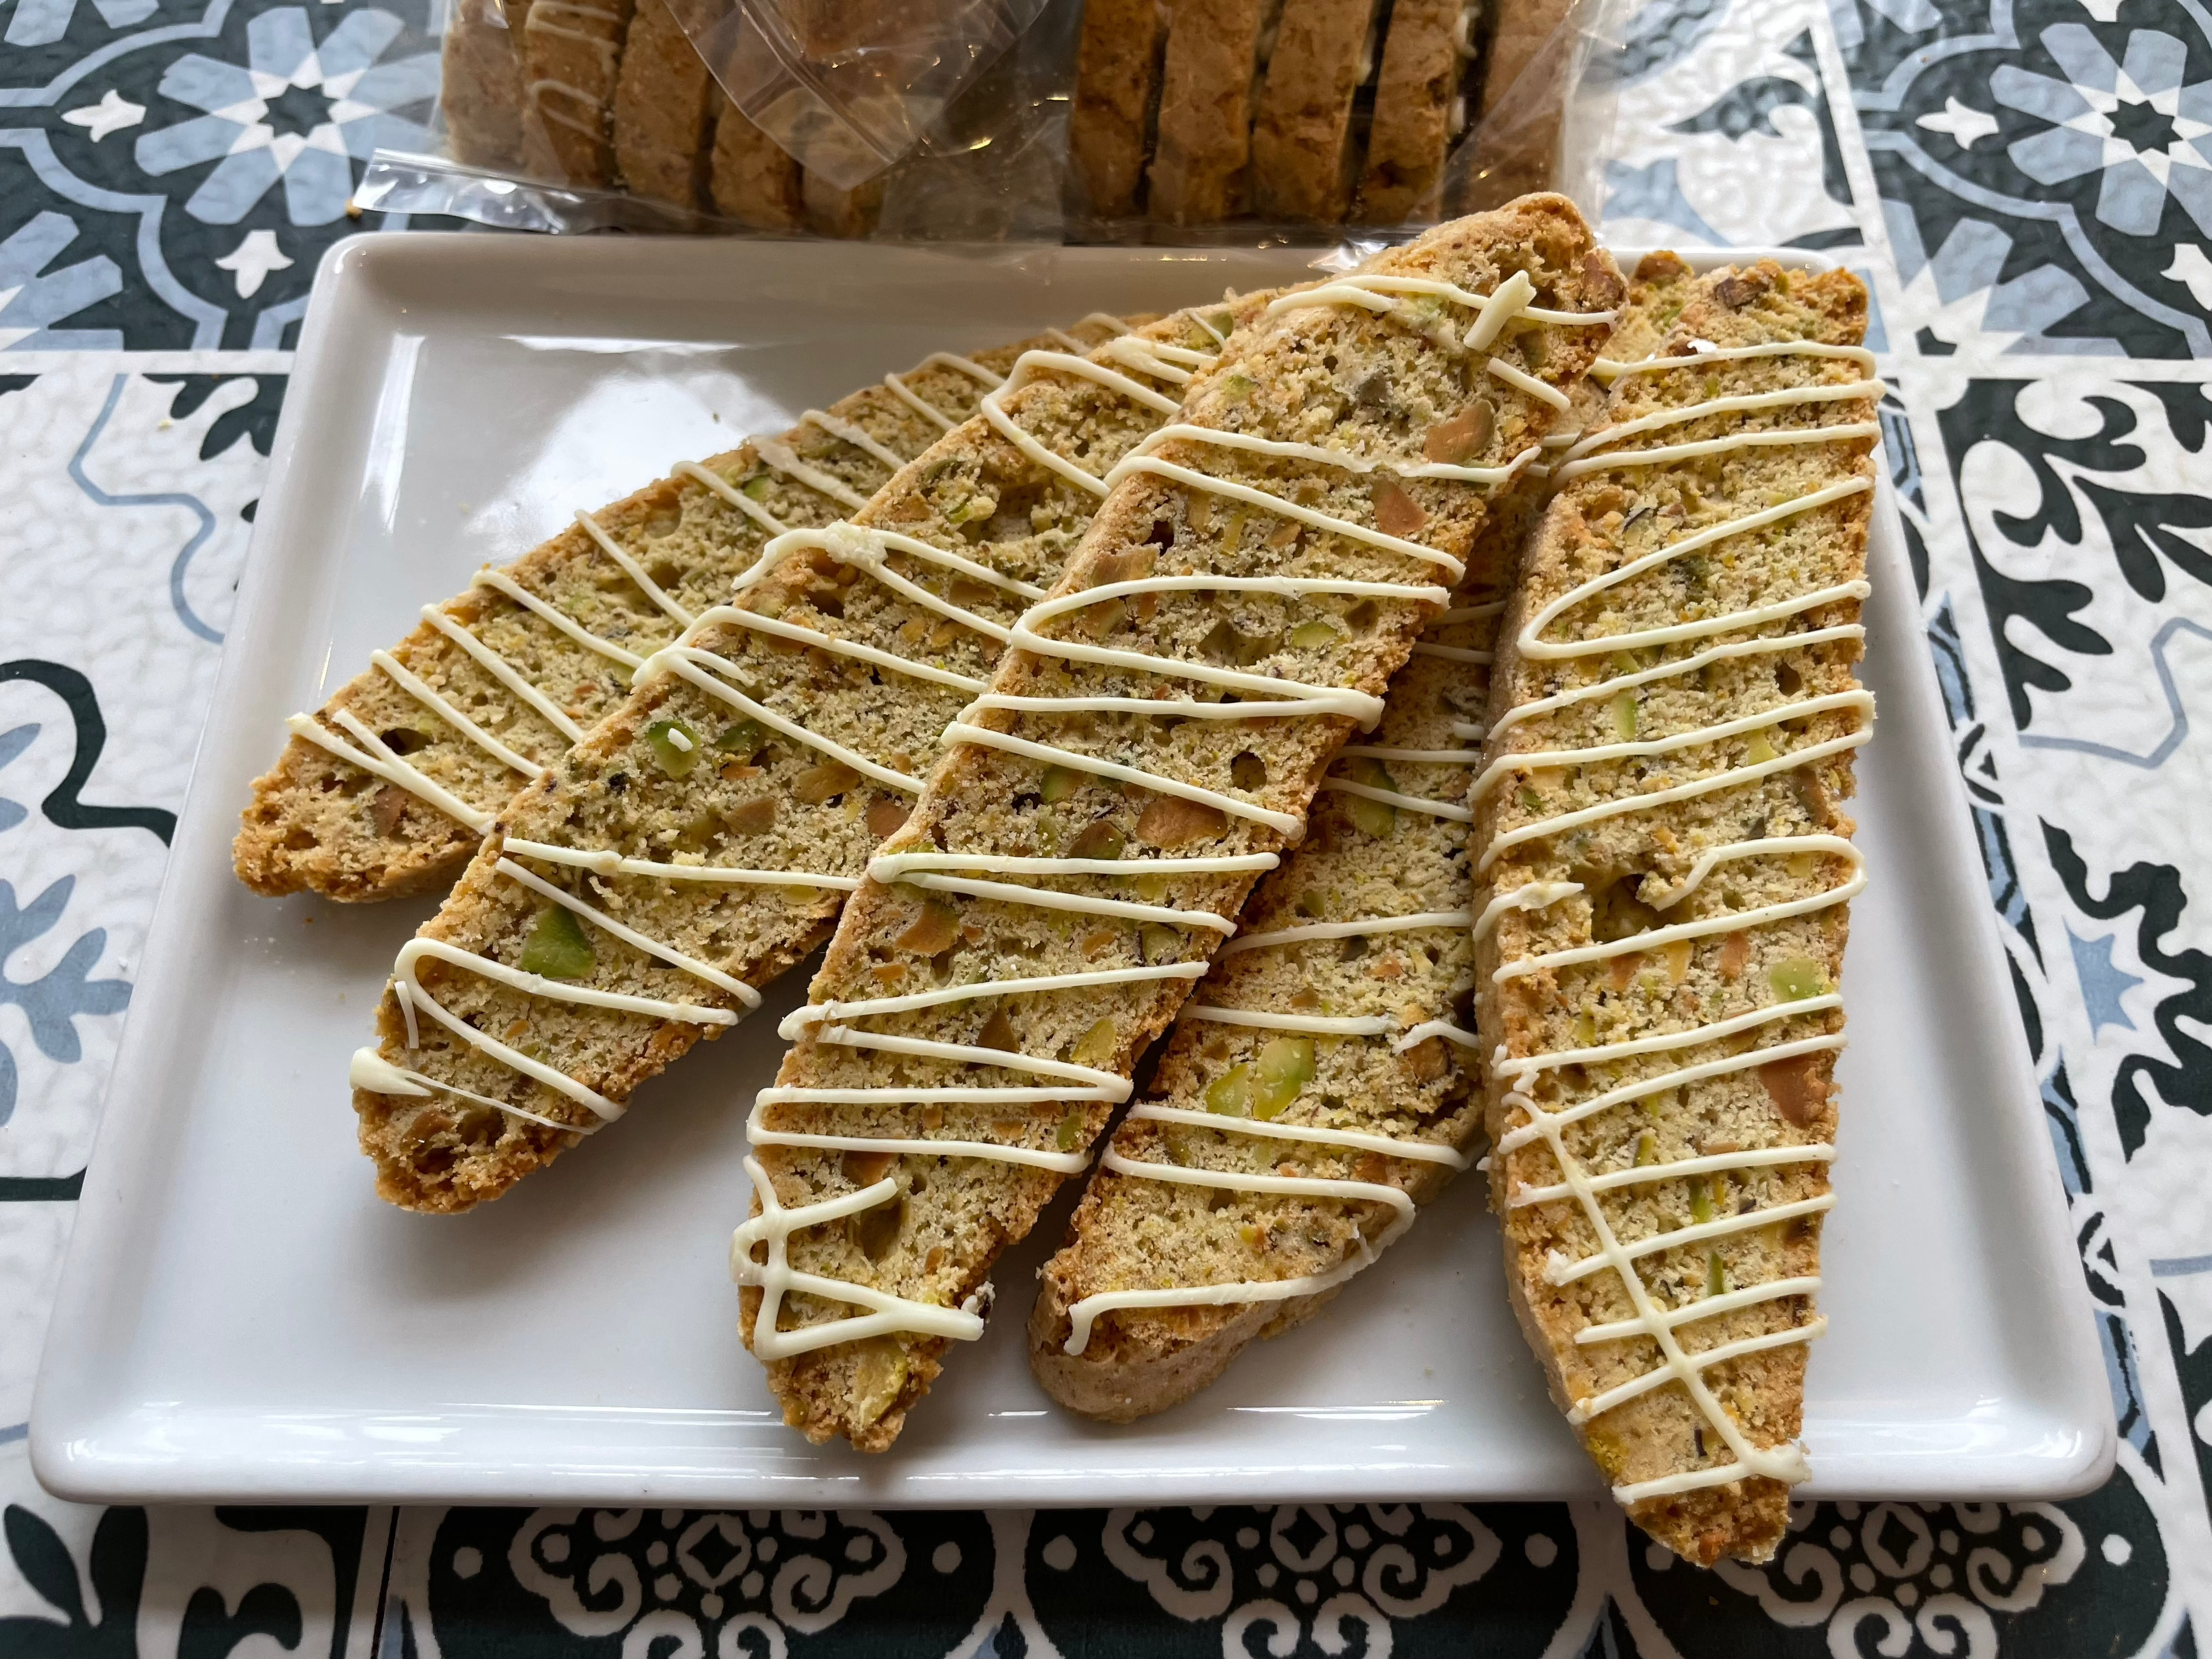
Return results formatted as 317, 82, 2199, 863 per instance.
1354, 0, 1463, 223
1252, 0, 1380, 222
1474, 259, 1874, 1566
1070, 0, 1172, 217
612, 0, 714, 211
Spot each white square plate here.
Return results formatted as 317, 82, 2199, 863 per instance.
32, 235, 2111, 1505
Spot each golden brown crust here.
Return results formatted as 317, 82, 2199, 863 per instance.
802, 169, 884, 239
1251, 0, 1382, 222
519, 0, 635, 185
441, 0, 530, 172
612, 0, 714, 210
1474, 259, 1872, 1567
708, 99, 804, 230
1353, 0, 1462, 223
1070, 0, 1172, 217
1148, 0, 1273, 224
747, 196, 1622, 1452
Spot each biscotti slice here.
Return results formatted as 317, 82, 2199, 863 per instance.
349, 303, 1218, 1213
1028, 250, 1695, 1420
1353, 0, 1470, 222
237, 330, 1088, 902
710, 98, 804, 229
1250, 0, 1382, 221
1070, 0, 1172, 217
1148, 0, 1280, 224
732, 195, 1621, 1453
1481, 0, 1573, 119
1469, 0, 1575, 201
1472, 259, 1878, 1565
612, 0, 714, 210
519, 0, 635, 185
441, 0, 531, 171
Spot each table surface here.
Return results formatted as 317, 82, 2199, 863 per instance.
2, 0, 2208, 1649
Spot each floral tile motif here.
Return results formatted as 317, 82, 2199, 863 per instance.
1599, 0, 1869, 249
0, 0, 2205, 1649
1, 0, 446, 350
1834, 0, 2212, 356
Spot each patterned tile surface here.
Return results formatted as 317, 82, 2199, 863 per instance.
1, 0, 2209, 1650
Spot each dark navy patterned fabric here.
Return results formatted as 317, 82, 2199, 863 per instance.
0, 0, 2207, 1647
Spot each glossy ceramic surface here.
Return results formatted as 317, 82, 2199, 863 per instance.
31, 237, 2109, 1505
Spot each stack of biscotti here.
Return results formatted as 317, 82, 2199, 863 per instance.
1026, 247, 1699, 1421
435, 0, 879, 234
344, 302, 1251, 1213
1472, 258, 1878, 1566
1073, 0, 1577, 228
732, 195, 1621, 1452
236, 331, 1093, 902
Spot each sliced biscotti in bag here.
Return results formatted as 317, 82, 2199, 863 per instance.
1472, 259, 1878, 1566
348, 303, 1238, 1214
1028, 250, 1698, 1421
237, 326, 1119, 903
731, 195, 1622, 1453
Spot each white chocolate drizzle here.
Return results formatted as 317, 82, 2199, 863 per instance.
881, 353, 1003, 431
285, 384, 947, 831
750, 269, 1610, 1358
371, 326, 1209, 1169
1481, 334, 1878, 1505
1059, 597, 1497, 1351
731, 1156, 992, 1359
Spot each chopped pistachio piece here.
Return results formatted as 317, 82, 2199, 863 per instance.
518, 904, 595, 980
1769, 957, 1827, 1000
1253, 1036, 1315, 1118
1206, 1064, 1254, 1116
646, 718, 701, 778
713, 718, 765, 757
1688, 1176, 1716, 1225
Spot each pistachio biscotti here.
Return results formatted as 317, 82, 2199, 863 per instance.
1472, 260, 1877, 1565
1026, 249, 1700, 1421
236, 330, 1091, 902
730, 195, 1622, 1453
347, 302, 1242, 1213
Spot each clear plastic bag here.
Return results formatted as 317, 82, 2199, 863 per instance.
665, 0, 1051, 189
358, 0, 1628, 241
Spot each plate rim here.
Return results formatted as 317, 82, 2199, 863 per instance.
29, 235, 2114, 1506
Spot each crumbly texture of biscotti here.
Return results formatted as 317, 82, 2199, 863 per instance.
235, 338, 1051, 904
1148, 0, 1277, 224
613, 0, 713, 210
709, 99, 803, 229
518, 0, 635, 185
1474, 261, 1874, 1567
742, 196, 1622, 1453
1353, 0, 1463, 223
1251, 0, 1383, 222
802, 170, 885, 239
1070, 0, 1171, 217
352, 308, 1209, 1213
441, 0, 530, 171
1029, 250, 1699, 1420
